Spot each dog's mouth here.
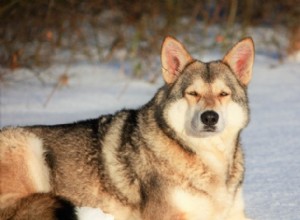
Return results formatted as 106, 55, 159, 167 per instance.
194, 126, 221, 137
186, 125, 220, 138
203, 125, 216, 132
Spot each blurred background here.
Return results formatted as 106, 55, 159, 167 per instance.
0, 0, 299, 79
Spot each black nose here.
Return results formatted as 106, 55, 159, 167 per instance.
201, 111, 219, 126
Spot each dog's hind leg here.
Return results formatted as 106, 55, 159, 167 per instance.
0, 128, 51, 208
0, 129, 111, 220
0, 193, 78, 220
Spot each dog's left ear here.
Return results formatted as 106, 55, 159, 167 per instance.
161, 36, 193, 84
223, 37, 254, 86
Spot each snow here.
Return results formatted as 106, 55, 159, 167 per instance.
1, 45, 300, 220
243, 56, 300, 219
76, 207, 114, 220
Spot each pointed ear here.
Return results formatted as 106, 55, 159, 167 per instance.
161, 36, 193, 84
223, 37, 255, 86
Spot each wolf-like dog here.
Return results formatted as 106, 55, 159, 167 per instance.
0, 36, 254, 220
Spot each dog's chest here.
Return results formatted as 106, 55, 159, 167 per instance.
170, 186, 233, 220
166, 140, 237, 219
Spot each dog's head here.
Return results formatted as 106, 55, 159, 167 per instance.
158, 36, 254, 140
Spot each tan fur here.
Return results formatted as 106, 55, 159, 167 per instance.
0, 128, 50, 208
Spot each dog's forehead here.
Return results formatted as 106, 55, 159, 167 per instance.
184, 61, 232, 83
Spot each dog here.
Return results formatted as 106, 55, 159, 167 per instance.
0, 36, 254, 220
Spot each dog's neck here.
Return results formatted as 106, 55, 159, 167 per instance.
142, 105, 241, 178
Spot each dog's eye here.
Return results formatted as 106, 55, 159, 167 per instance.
187, 91, 199, 97
220, 91, 229, 97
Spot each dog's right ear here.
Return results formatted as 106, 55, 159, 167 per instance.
222, 37, 255, 86
161, 36, 193, 84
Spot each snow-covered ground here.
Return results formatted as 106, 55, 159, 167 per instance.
1, 42, 300, 219
243, 56, 300, 220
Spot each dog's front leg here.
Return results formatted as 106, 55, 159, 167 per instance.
226, 187, 252, 220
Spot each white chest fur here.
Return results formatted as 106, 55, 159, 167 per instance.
171, 187, 233, 220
